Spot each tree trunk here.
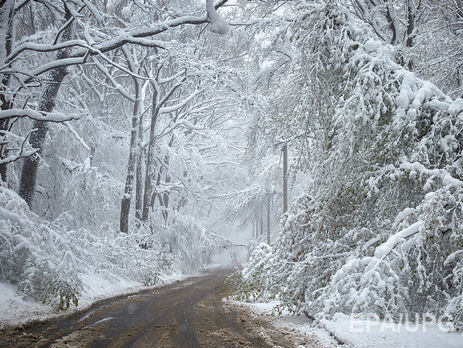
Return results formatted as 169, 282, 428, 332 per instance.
0, 0, 15, 182
18, 6, 73, 206
161, 189, 170, 222
135, 151, 144, 222
119, 79, 141, 233
282, 143, 288, 214
405, 0, 416, 69
405, 0, 415, 49
159, 136, 174, 223
134, 79, 144, 223
141, 87, 159, 221
142, 74, 182, 222
256, 214, 259, 237
150, 164, 163, 210
266, 195, 271, 244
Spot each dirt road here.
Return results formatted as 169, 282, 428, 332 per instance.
0, 268, 323, 347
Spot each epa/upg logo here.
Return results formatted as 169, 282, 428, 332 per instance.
348, 313, 454, 333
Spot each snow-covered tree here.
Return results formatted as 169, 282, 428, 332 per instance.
240, 0, 463, 329
0, 0, 263, 309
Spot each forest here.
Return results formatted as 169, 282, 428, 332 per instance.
0, 0, 462, 340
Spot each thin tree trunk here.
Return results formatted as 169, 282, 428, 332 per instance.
160, 135, 174, 223
255, 218, 258, 239
142, 74, 182, 221
134, 79, 144, 223
161, 187, 170, 222
266, 195, 271, 244
405, 0, 416, 69
405, 0, 415, 49
0, 0, 14, 182
150, 164, 162, 210
282, 143, 288, 214
120, 79, 141, 233
141, 87, 159, 221
135, 151, 144, 222
18, 6, 73, 206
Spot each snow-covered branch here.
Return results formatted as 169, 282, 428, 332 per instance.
207, 0, 230, 35
63, 122, 91, 152
0, 108, 80, 122
160, 90, 202, 114
70, 1, 230, 59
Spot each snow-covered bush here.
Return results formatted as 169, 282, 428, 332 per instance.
0, 185, 174, 310
241, 0, 463, 330
240, 243, 274, 301
147, 206, 220, 274
0, 186, 80, 310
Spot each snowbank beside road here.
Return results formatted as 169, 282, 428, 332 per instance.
0, 271, 189, 328
233, 300, 463, 348
0, 282, 51, 326
320, 313, 463, 348
226, 300, 338, 348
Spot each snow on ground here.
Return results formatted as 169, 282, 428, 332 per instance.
0, 282, 51, 326
0, 271, 191, 329
231, 300, 463, 348
320, 313, 463, 348
227, 300, 338, 348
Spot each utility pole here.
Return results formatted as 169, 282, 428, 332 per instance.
282, 143, 288, 214
266, 195, 271, 244
259, 204, 264, 238
256, 218, 259, 238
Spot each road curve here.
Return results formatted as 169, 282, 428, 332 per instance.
0, 268, 300, 347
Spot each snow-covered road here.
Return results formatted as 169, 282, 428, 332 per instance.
0, 268, 325, 347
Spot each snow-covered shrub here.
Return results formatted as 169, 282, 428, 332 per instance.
0, 186, 81, 310
60, 223, 173, 287
241, 0, 463, 329
0, 185, 175, 310
239, 243, 274, 301
321, 182, 463, 321
149, 207, 219, 274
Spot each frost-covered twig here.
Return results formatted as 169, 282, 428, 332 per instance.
63, 122, 91, 152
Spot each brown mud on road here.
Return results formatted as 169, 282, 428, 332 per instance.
0, 268, 324, 347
